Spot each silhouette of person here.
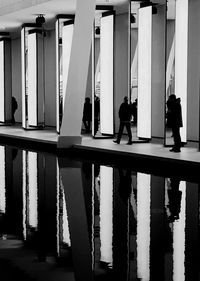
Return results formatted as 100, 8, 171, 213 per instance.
113, 96, 132, 144
168, 178, 182, 222
82, 97, 92, 133
11, 96, 18, 124
131, 98, 137, 124
94, 95, 100, 135
166, 94, 182, 152
59, 96, 63, 127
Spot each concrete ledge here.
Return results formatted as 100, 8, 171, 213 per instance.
57, 135, 82, 148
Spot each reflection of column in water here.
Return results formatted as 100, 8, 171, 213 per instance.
137, 173, 151, 281
27, 151, 38, 229
185, 183, 199, 280
56, 162, 60, 256
62, 184, 71, 246
56, 162, 71, 256
173, 181, 186, 281
22, 151, 27, 239
150, 176, 165, 280
100, 166, 113, 266
0, 146, 6, 214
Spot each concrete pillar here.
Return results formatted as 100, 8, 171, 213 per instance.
151, 4, 166, 138
0, 38, 12, 123
58, 0, 96, 148
187, 0, 200, 142
114, 11, 129, 133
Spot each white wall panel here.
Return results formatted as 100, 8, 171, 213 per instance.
175, 0, 188, 142
100, 14, 114, 135
21, 28, 26, 128
37, 33, 45, 125
0, 41, 4, 122
62, 23, 74, 110
27, 33, 37, 126
138, 6, 152, 139
56, 20, 60, 132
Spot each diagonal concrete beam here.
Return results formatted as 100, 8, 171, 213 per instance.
58, 0, 96, 148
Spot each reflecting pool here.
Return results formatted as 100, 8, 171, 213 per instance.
0, 145, 199, 281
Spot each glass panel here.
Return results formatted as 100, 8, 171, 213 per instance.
165, 0, 176, 146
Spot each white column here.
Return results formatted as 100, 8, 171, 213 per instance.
27, 33, 38, 126
62, 22, 74, 112
137, 6, 152, 139
0, 41, 5, 122
100, 13, 114, 135
0, 39, 12, 123
175, 0, 188, 142
21, 28, 26, 128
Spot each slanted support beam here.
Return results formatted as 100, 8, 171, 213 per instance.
58, 0, 96, 148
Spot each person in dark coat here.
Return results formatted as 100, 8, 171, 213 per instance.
11, 96, 18, 123
82, 97, 92, 133
113, 96, 132, 145
94, 95, 100, 135
166, 94, 183, 152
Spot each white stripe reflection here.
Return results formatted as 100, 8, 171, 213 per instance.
22, 151, 27, 239
173, 181, 186, 281
62, 187, 71, 246
55, 20, 60, 132
27, 151, 38, 229
137, 173, 151, 281
100, 166, 113, 266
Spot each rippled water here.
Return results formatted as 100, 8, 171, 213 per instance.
0, 145, 199, 281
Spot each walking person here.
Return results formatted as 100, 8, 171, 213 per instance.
166, 94, 182, 152
113, 96, 132, 145
82, 97, 92, 133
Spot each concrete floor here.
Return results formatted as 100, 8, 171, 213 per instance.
0, 124, 199, 166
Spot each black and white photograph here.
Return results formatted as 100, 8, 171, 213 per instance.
0, 0, 199, 280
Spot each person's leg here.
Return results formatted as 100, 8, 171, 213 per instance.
125, 122, 132, 144
83, 119, 87, 131
173, 126, 181, 151
88, 120, 91, 132
114, 122, 124, 143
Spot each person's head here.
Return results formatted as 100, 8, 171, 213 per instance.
124, 96, 128, 103
169, 94, 176, 101
85, 97, 90, 103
